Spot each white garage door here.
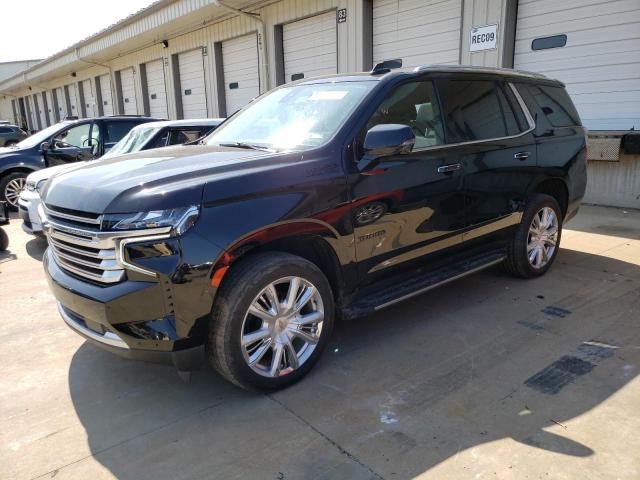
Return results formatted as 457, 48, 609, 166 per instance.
119, 68, 137, 115
55, 87, 67, 119
222, 34, 260, 115
514, 0, 640, 130
283, 12, 337, 83
46, 90, 55, 123
82, 79, 97, 117
66, 84, 80, 117
372, 0, 462, 68
98, 74, 114, 116
26, 96, 37, 130
145, 59, 168, 118
35, 94, 47, 128
178, 49, 207, 118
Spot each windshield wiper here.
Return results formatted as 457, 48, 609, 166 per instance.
218, 141, 274, 152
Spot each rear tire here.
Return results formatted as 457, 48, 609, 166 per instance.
503, 194, 562, 278
208, 252, 334, 391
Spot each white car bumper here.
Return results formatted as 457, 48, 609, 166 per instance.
18, 188, 44, 235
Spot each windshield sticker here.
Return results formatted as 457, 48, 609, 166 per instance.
309, 91, 348, 101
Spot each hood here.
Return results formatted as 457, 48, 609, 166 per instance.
27, 162, 87, 183
42, 144, 297, 214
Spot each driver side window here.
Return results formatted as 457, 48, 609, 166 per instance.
53, 123, 91, 148
366, 81, 445, 149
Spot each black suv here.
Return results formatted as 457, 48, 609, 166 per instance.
0, 116, 159, 206
41, 65, 587, 390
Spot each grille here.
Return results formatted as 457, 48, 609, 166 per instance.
44, 204, 125, 284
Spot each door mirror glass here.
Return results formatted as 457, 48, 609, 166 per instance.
363, 124, 415, 157
40, 141, 50, 151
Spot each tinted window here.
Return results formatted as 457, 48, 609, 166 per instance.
520, 84, 581, 127
436, 79, 511, 142
105, 121, 141, 143
366, 81, 445, 148
495, 83, 527, 135
167, 128, 206, 145
532, 34, 567, 51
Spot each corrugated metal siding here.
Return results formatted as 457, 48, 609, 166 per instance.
283, 11, 338, 82
372, 0, 462, 67
222, 34, 260, 114
514, 0, 640, 130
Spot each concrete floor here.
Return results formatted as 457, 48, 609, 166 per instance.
0, 205, 639, 480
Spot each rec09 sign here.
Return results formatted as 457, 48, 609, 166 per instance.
470, 24, 498, 52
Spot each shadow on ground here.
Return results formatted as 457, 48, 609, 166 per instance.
67, 241, 640, 479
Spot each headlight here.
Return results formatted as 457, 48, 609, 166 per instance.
102, 205, 200, 235
35, 179, 47, 193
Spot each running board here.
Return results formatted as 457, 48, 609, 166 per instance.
343, 249, 506, 319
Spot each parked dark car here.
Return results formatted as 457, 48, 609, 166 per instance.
0, 116, 159, 207
40, 65, 587, 391
0, 125, 28, 147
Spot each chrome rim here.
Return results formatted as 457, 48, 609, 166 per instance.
527, 206, 559, 269
355, 203, 386, 225
4, 177, 26, 206
241, 276, 324, 378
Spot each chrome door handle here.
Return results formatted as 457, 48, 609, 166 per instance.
437, 163, 462, 173
514, 151, 530, 161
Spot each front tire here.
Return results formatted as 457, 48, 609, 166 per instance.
1, 172, 28, 209
503, 194, 562, 278
208, 252, 334, 391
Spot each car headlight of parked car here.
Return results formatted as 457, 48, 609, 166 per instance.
102, 206, 200, 235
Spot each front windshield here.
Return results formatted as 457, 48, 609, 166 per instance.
14, 123, 71, 148
206, 81, 376, 151
102, 127, 161, 159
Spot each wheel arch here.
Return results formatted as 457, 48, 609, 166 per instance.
530, 177, 569, 219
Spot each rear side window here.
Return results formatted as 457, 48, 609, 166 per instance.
436, 79, 521, 142
167, 128, 207, 145
518, 84, 581, 127
105, 121, 142, 143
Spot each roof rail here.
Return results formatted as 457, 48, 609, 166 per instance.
412, 64, 548, 79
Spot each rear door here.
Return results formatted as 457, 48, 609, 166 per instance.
434, 77, 536, 233
350, 78, 466, 283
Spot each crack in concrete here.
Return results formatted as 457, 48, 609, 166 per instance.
266, 393, 386, 480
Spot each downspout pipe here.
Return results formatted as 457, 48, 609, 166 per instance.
212, 1, 270, 94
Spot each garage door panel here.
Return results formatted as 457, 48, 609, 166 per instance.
145, 59, 168, 118
98, 74, 114, 116
55, 87, 67, 118
67, 85, 79, 117
373, 0, 461, 67
119, 68, 137, 115
515, 0, 640, 130
222, 34, 260, 114
283, 12, 337, 82
179, 49, 207, 118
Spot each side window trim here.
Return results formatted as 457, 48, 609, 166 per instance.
410, 81, 535, 153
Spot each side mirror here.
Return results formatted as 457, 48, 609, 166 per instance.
363, 124, 415, 158
40, 141, 51, 151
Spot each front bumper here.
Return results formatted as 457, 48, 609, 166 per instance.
44, 244, 211, 371
18, 189, 43, 234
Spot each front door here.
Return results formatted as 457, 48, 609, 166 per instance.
349, 79, 466, 284
45, 122, 96, 167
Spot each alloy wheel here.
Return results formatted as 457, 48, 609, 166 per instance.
240, 276, 324, 378
4, 177, 26, 207
527, 206, 559, 269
